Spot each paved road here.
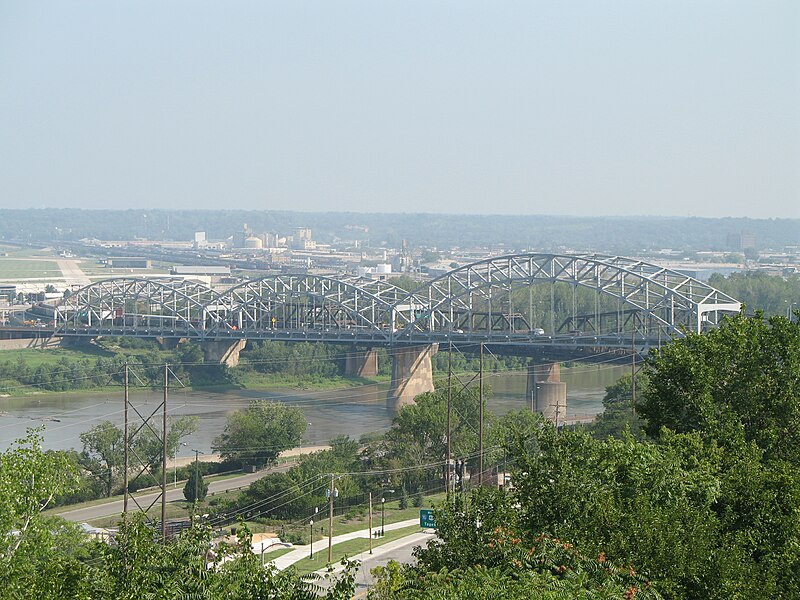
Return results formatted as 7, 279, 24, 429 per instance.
314, 530, 435, 595
55, 465, 288, 523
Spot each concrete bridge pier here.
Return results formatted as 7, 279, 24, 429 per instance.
344, 348, 379, 377
387, 344, 439, 413
526, 361, 567, 425
203, 339, 247, 368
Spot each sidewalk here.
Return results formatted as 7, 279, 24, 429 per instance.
269, 518, 422, 571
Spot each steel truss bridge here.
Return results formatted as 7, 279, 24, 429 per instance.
45, 253, 741, 353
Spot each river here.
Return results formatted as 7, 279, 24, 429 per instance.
0, 363, 628, 454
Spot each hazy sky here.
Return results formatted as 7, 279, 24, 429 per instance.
1, 1, 798, 217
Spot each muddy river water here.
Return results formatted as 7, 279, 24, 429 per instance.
0, 364, 628, 454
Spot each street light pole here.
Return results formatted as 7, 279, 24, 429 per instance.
326, 475, 338, 563
174, 442, 186, 489
309, 519, 314, 559
380, 497, 385, 537
190, 449, 205, 511
368, 492, 373, 553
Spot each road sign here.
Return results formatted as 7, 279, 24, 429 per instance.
419, 509, 436, 529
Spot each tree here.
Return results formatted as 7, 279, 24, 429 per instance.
639, 312, 800, 464
183, 461, 208, 502
79, 421, 124, 497
586, 373, 647, 440
372, 486, 660, 599
134, 415, 199, 474
44, 284, 57, 294
379, 385, 483, 492
0, 428, 85, 596
213, 400, 307, 467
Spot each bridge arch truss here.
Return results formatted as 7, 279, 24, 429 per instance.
394, 253, 741, 342
208, 275, 421, 341
47, 255, 741, 347
55, 278, 220, 337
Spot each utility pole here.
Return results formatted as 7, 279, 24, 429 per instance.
631, 330, 636, 416
123, 362, 129, 518
328, 474, 334, 563
478, 342, 484, 487
194, 449, 200, 504
555, 395, 560, 433
446, 341, 452, 495
368, 492, 373, 554
161, 364, 168, 542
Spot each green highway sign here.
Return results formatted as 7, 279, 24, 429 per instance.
419, 509, 436, 529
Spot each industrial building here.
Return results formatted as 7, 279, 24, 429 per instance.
0, 284, 16, 303
107, 257, 152, 269
170, 266, 232, 277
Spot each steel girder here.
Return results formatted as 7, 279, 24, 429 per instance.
394, 253, 742, 340
49, 255, 741, 344
56, 278, 218, 336
209, 275, 419, 339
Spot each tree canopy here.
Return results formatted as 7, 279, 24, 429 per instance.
213, 400, 307, 467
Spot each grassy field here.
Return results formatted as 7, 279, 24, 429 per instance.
0, 247, 55, 259
0, 258, 61, 279
233, 371, 389, 391
0, 345, 115, 368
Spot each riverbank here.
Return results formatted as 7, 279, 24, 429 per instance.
0, 342, 388, 398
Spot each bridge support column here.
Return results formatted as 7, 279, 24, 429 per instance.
155, 336, 181, 350
526, 362, 567, 425
387, 344, 438, 413
345, 348, 379, 377
203, 339, 247, 368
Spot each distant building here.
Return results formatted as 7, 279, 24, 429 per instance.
108, 257, 151, 269
357, 263, 392, 280
170, 266, 231, 277
0, 284, 16, 303
727, 231, 756, 250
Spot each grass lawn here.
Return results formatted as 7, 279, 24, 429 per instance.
0, 258, 61, 279
290, 524, 424, 574
232, 371, 389, 391
0, 345, 115, 368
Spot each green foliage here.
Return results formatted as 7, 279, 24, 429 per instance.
587, 373, 647, 440
371, 487, 660, 599
398, 487, 408, 510
639, 312, 800, 463
79, 416, 198, 497
134, 415, 199, 474
377, 385, 483, 492
240, 341, 345, 381
0, 341, 234, 395
0, 428, 85, 597
386, 275, 420, 293
214, 399, 307, 467
0, 435, 357, 598
79, 421, 124, 497
708, 271, 800, 317
183, 462, 209, 502
238, 437, 361, 521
